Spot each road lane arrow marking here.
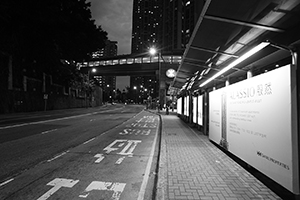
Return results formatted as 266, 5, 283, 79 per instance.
37, 178, 79, 200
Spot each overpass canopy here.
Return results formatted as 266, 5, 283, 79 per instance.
171, 0, 300, 93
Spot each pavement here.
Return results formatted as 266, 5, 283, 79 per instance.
152, 110, 284, 200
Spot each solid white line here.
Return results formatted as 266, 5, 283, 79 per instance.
0, 178, 14, 187
83, 138, 95, 144
137, 115, 159, 200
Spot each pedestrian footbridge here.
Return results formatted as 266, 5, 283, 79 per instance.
78, 54, 182, 76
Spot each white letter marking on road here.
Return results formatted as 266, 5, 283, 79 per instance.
103, 140, 127, 154
94, 154, 105, 163
79, 181, 126, 200
118, 140, 141, 156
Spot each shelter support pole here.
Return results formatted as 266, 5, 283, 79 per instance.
203, 91, 209, 136
294, 47, 300, 199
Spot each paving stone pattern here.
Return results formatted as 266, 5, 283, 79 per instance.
157, 115, 281, 200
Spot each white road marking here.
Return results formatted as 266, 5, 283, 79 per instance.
119, 129, 131, 135
41, 129, 57, 135
136, 118, 143, 123
37, 178, 79, 200
137, 116, 159, 200
103, 140, 127, 154
0, 108, 123, 130
118, 143, 125, 147
119, 129, 151, 135
125, 115, 157, 128
0, 178, 14, 187
103, 139, 141, 156
83, 138, 95, 144
115, 156, 126, 165
94, 154, 105, 163
79, 181, 126, 200
47, 151, 69, 162
118, 140, 141, 156
142, 129, 151, 135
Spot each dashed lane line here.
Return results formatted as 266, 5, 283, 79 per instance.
0, 178, 14, 188
47, 151, 69, 162
0, 108, 123, 130
83, 138, 95, 145
41, 129, 57, 135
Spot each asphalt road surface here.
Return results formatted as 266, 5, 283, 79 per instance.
0, 104, 160, 200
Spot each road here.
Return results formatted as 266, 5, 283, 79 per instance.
0, 104, 160, 200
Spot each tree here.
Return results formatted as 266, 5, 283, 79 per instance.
0, 0, 107, 85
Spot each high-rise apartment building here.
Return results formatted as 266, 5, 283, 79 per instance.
92, 40, 118, 59
93, 40, 118, 101
131, 0, 202, 54
131, 0, 160, 54
131, 0, 202, 102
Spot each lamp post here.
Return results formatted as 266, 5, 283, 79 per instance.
133, 86, 137, 103
149, 47, 162, 112
106, 84, 110, 103
86, 68, 96, 108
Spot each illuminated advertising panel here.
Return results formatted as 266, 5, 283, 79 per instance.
209, 89, 223, 143
197, 95, 203, 126
184, 96, 189, 116
187, 96, 190, 116
177, 97, 182, 115
193, 96, 197, 123
209, 65, 299, 193
183, 96, 187, 116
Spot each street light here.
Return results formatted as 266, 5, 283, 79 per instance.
149, 47, 162, 112
133, 86, 137, 103
149, 47, 157, 56
86, 68, 96, 108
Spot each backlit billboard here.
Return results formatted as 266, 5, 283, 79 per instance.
209, 65, 299, 193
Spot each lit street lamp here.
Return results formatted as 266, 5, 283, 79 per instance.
86, 68, 96, 108
133, 86, 137, 103
149, 47, 162, 112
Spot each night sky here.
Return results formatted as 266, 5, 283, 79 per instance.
88, 0, 133, 55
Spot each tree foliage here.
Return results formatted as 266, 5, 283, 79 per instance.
0, 0, 107, 67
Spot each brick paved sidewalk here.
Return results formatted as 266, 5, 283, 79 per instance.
155, 114, 281, 200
